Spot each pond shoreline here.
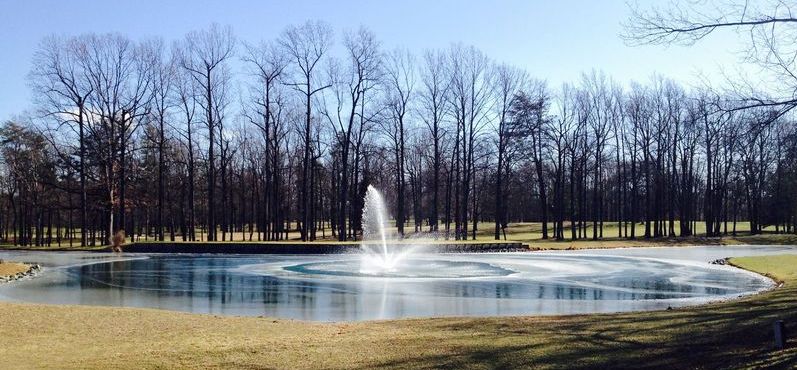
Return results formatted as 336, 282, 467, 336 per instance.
1, 233, 794, 253
120, 241, 529, 254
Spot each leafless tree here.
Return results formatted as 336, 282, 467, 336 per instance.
280, 20, 332, 241
419, 49, 449, 237
624, 0, 797, 116
321, 26, 381, 240
447, 44, 492, 240
149, 39, 175, 241
29, 35, 94, 246
177, 23, 235, 241
491, 63, 527, 240
242, 39, 288, 240
382, 47, 414, 237
79, 34, 155, 242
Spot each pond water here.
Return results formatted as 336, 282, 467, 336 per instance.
0, 245, 793, 321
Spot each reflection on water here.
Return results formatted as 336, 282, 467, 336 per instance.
0, 247, 789, 321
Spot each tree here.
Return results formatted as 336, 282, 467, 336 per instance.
30, 35, 93, 246
549, 83, 578, 240
510, 84, 551, 239
383, 48, 413, 238
79, 33, 155, 242
150, 40, 175, 241
280, 20, 332, 241
177, 23, 235, 242
242, 38, 288, 241
624, 0, 797, 116
491, 63, 527, 240
321, 27, 380, 241
447, 45, 491, 240
0, 121, 57, 246
173, 60, 199, 241
419, 50, 449, 237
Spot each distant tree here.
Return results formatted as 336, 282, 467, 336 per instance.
29, 35, 93, 246
419, 50, 449, 237
491, 63, 527, 240
80, 34, 155, 242
177, 23, 235, 241
173, 62, 199, 241
320, 27, 381, 241
447, 45, 491, 240
510, 83, 551, 240
150, 40, 175, 241
549, 83, 578, 240
382, 48, 414, 238
242, 38, 288, 241
280, 20, 333, 241
0, 121, 57, 246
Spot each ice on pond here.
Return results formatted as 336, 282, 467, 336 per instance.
0, 245, 791, 321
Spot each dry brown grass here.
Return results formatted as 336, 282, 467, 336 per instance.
0, 261, 29, 277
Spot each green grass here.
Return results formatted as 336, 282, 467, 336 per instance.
4, 221, 795, 252
0, 255, 794, 369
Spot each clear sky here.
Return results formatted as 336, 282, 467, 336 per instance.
0, 0, 746, 121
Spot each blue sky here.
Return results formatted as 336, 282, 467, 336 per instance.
0, 0, 744, 121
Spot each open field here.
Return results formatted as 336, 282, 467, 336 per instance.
0, 255, 794, 369
3, 222, 795, 253
5, 221, 784, 246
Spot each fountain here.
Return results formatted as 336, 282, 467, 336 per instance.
359, 185, 417, 274
277, 185, 514, 279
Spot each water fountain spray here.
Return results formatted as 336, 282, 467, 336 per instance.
361, 185, 414, 272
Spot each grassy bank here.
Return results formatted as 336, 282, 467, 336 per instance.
2, 221, 793, 249
526, 233, 797, 250
0, 255, 794, 369
1, 224, 796, 253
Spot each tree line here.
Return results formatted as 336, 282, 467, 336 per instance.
2, 19, 797, 247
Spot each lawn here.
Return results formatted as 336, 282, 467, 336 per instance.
4, 221, 796, 253
0, 255, 794, 369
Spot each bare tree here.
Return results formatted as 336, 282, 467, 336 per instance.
150, 39, 175, 241
624, 0, 797, 116
491, 63, 527, 240
321, 27, 381, 241
177, 23, 235, 241
172, 61, 200, 241
280, 20, 332, 241
30, 35, 94, 246
242, 39, 288, 241
79, 34, 155, 242
447, 44, 492, 240
419, 50, 449, 237
382, 47, 414, 237
549, 83, 578, 240
581, 71, 614, 240
510, 82, 551, 239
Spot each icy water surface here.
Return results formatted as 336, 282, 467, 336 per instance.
0, 245, 793, 321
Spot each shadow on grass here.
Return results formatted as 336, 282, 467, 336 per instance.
366, 287, 797, 369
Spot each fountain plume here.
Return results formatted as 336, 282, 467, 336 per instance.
360, 185, 415, 272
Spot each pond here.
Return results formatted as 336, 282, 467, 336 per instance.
0, 245, 793, 321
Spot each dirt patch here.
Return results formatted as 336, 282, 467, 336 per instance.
0, 261, 40, 283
